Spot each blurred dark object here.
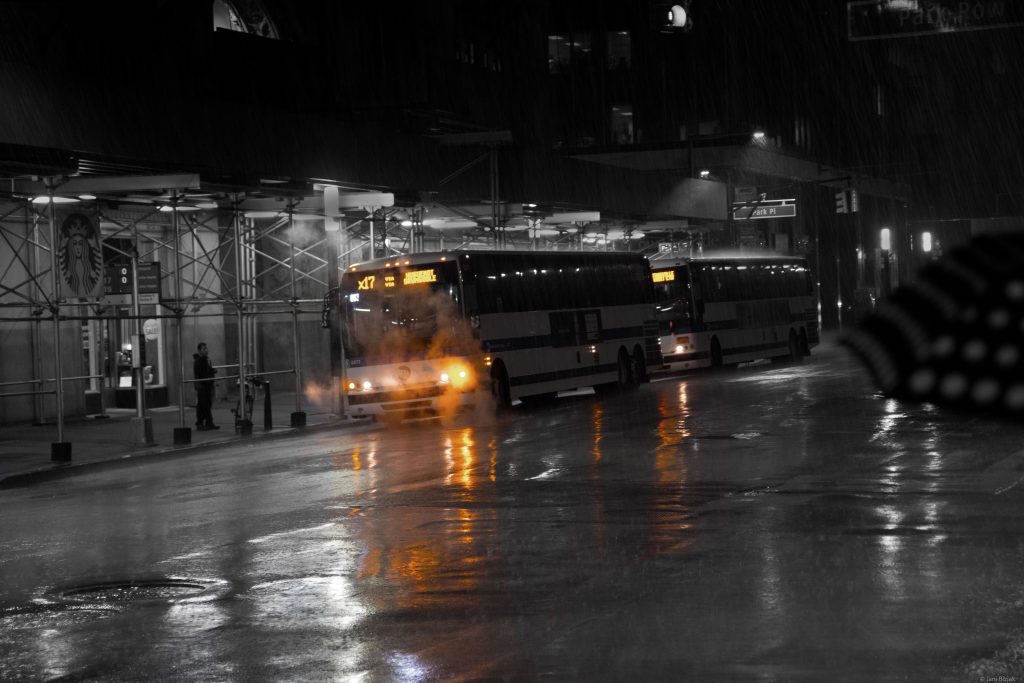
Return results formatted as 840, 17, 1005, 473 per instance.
842, 233, 1024, 417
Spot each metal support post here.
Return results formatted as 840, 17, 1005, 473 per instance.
287, 203, 306, 427
130, 220, 155, 446
171, 194, 191, 445
263, 380, 272, 430
28, 205, 45, 425
45, 180, 71, 461
368, 210, 376, 260
233, 196, 252, 435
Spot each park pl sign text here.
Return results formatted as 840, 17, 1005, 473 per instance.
732, 199, 796, 221
848, 0, 1024, 41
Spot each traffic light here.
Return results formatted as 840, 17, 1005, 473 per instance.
835, 189, 859, 214
652, 1, 694, 33
835, 190, 848, 214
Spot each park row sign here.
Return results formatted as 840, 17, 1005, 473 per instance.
847, 0, 1024, 41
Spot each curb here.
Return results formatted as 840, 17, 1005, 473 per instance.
0, 416, 372, 489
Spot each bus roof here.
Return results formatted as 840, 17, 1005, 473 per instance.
649, 255, 808, 269
345, 249, 652, 272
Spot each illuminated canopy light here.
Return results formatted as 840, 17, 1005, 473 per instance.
423, 219, 479, 229
880, 227, 892, 252
31, 195, 79, 204
921, 231, 933, 252
752, 130, 766, 141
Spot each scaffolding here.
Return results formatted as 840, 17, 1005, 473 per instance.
0, 167, 661, 459
0, 174, 385, 456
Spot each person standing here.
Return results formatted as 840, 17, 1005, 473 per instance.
193, 342, 219, 430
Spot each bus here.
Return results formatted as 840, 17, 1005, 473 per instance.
650, 255, 819, 372
327, 250, 662, 421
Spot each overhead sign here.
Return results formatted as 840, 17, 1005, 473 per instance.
103, 263, 162, 299
732, 199, 797, 220
847, 0, 1024, 41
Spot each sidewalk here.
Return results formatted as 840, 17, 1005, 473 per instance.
0, 390, 365, 488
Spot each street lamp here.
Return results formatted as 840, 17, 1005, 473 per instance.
879, 227, 893, 299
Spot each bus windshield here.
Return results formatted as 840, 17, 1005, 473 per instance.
340, 262, 475, 364
652, 265, 692, 334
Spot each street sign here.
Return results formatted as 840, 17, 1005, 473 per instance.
732, 199, 797, 220
848, 0, 1024, 41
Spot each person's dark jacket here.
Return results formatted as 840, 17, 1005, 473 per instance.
193, 353, 217, 388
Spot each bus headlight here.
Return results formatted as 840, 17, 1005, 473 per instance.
347, 381, 356, 391
441, 361, 475, 391
361, 380, 372, 391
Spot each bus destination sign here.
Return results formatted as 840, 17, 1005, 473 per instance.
356, 267, 438, 291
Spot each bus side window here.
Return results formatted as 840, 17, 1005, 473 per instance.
550, 311, 578, 346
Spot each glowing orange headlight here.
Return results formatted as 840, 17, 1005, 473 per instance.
441, 360, 476, 391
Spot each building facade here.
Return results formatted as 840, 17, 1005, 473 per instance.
1, 0, 1020, 425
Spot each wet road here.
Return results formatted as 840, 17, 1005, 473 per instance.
2, 343, 1024, 681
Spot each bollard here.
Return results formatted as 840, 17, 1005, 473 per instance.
263, 381, 272, 430
235, 418, 253, 435
173, 427, 191, 445
51, 442, 71, 462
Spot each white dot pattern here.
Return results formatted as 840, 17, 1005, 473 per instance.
841, 234, 1024, 417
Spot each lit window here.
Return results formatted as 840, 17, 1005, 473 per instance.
212, 0, 278, 39
611, 105, 634, 145
607, 31, 631, 70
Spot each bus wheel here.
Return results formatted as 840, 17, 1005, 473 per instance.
618, 349, 637, 389
710, 337, 724, 370
594, 349, 634, 395
773, 330, 802, 365
789, 330, 804, 363
490, 363, 512, 411
631, 346, 648, 384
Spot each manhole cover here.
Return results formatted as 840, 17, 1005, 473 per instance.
52, 577, 230, 605
0, 603, 119, 628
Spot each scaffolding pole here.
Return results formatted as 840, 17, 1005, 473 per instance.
233, 196, 252, 434
45, 180, 70, 461
171, 194, 191, 444
287, 202, 306, 427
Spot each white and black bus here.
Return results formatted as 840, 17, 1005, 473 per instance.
650, 256, 819, 372
326, 250, 662, 421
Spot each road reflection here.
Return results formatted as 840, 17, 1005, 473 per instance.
646, 382, 695, 558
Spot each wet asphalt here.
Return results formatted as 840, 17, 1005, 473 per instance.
2, 342, 1023, 681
